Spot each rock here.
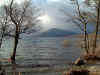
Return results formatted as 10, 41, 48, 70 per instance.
66, 70, 89, 75
74, 58, 86, 66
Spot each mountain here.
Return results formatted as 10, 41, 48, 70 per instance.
37, 28, 77, 37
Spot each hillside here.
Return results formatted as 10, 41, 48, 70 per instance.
37, 28, 77, 37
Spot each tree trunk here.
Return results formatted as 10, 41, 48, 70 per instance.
11, 25, 19, 63
0, 37, 3, 48
92, 2, 100, 54
76, 0, 89, 54
0, 30, 4, 48
84, 22, 88, 54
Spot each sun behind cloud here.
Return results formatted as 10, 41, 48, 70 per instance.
48, 0, 60, 2
38, 14, 51, 24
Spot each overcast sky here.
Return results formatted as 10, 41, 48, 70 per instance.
32, 0, 85, 32
0, 0, 85, 32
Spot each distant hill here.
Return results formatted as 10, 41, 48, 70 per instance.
37, 28, 77, 37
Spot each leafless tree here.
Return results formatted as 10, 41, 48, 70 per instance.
62, 0, 90, 54
2, 0, 40, 63
0, 17, 7, 48
92, 0, 100, 54
0, 8, 12, 48
75, 0, 90, 54
72, 0, 100, 55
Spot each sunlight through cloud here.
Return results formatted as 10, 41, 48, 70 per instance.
48, 0, 60, 2
38, 14, 51, 24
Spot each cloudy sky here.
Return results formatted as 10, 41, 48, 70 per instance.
32, 0, 79, 31
0, 0, 85, 32
32, 0, 86, 32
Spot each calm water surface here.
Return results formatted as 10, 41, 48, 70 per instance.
0, 37, 81, 75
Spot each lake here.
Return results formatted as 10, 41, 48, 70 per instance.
0, 37, 81, 75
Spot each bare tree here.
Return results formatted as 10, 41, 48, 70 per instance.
62, 0, 90, 54
80, 0, 100, 54
3, 0, 40, 63
75, 0, 89, 54
62, 0, 100, 56
92, 1, 100, 54
72, 0, 100, 55
0, 7, 11, 48
0, 17, 7, 48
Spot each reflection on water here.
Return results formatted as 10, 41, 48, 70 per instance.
0, 37, 81, 74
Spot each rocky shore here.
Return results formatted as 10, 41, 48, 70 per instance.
63, 65, 100, 75
63, 54, 100, 75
